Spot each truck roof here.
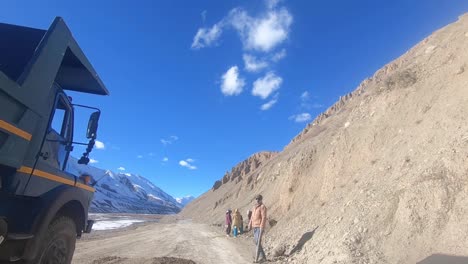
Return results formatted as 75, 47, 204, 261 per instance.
0, 17, 109, 95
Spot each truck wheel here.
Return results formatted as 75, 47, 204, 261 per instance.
33, 216, 76, 264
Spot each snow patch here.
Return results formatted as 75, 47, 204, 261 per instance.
92, 219, 144, 230
148, 194, 163, 201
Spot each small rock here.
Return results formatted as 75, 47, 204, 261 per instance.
330, 234, 335, 239
456, 66, 465, 75
273, 244, 286, 257
425, 45, 436, 54
358, 227, 364, 233
465, 32, 468, 37
351, 235, 362, 244
354, 218, 360, 224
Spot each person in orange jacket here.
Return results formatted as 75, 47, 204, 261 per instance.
248, 194, 267, 262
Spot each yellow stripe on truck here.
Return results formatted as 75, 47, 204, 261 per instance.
75, 182, 95, 192
17, 166, 95, 193
0, 120, 32, 141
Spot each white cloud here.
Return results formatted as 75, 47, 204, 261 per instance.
162, 157, 169, 162
243, 54, 268, 72
89, 159, 98, 164
271, 49, 286, 62
300, 92, 323, 109
148, 152, 155, 157
289, 113, 312, 123
191, 23, 223, 49
161, 135, 179, 146
229, 7, 292, 52
186, 158, 195, 163
179, 159, 197, 170
137, 155, 143, 159
221, 66, 245, 96
117, 167, 126, 171
266, 0, 282, 9
94, 140, 105, 150
311, 103, 323, 108
201, 10, 207, 22
260, 97, 278, 110
191, 3, 292, 52
106, 142, 120, 151
252, 72, 282, 99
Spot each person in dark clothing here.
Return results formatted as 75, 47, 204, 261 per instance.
247, 210, 252, 231
239, 213, 244, 234
225, 209, 232, 237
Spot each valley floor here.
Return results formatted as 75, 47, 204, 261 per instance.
73, 217, 254, 264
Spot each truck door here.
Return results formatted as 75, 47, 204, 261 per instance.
23, 93, 76, 196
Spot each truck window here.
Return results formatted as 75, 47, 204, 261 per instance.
46, 94, 73, 170
51, 98, 72, 139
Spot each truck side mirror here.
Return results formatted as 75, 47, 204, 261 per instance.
86, 111, 100, 139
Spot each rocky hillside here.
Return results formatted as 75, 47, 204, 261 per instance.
181, 14, 468, 264
211, 151, 278, 191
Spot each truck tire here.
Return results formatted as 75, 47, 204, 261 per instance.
31, 216, 76, 264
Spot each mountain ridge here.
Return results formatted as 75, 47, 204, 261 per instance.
67, 157, 184, 214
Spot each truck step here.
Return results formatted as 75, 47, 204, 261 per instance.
7, 233, 34, 240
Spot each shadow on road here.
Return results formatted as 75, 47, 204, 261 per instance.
417, 254, 468, 264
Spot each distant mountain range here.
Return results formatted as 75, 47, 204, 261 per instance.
67, 157, 193, 214
176, 196, 195, 207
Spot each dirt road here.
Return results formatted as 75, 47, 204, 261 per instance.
73, 220, 254, 264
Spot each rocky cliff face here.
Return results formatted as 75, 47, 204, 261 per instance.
212, 151, 277, 191
182, 14, 468, 264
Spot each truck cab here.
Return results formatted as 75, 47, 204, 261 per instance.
0, 17, 109, 263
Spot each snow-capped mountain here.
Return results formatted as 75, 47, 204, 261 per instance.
175, 196, 195, 207
67, 157, 181, 214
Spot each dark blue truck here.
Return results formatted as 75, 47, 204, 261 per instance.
0, 17, 109, 263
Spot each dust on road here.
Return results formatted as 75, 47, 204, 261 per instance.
73, 219, 253, 264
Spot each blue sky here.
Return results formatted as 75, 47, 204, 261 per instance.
2, 0, 467, 198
